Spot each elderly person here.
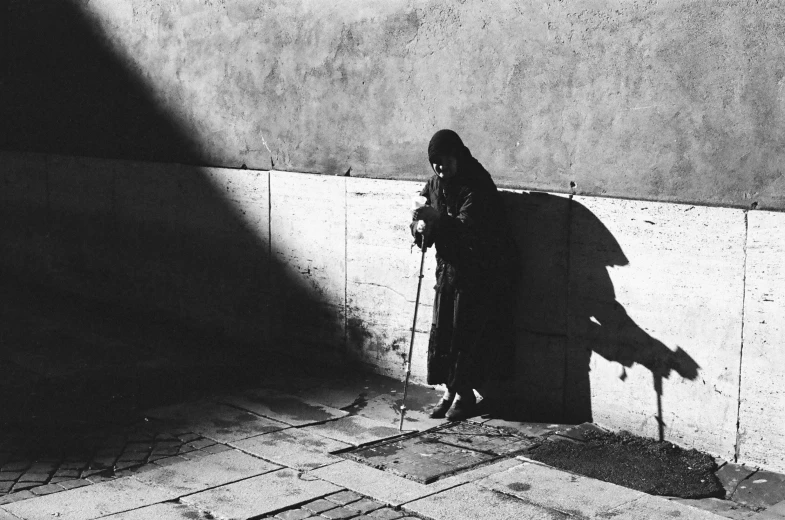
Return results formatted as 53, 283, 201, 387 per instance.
411, 129, 518, 421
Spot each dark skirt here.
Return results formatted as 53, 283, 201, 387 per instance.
426, 266, 515, 389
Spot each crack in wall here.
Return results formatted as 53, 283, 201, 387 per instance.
562, 191, 575, 420
351, 281, 410, 301
344, 177, 349, 354
734, 210, 750, 463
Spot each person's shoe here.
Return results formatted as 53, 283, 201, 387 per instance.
428, 396, 455, 419
446, 399, 477, 421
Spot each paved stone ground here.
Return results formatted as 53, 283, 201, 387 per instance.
1, 371, 783, 519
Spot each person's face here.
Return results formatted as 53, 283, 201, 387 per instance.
431, 155, 458, 181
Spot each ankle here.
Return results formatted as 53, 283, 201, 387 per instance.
455, 390, 476, 404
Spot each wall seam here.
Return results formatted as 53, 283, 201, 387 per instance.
44, 155, 51, 230
562, 191, 575, 422
734, 210, 750, 463
344, 177, 349, 354
267, 169, 273, 345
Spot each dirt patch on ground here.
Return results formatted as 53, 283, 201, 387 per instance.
528, 430, 725, 499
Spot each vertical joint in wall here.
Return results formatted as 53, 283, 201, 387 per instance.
267, 170, 273, 344
562, 191, 575, 422
734, 210, 750, 463
344, 177, 348, 353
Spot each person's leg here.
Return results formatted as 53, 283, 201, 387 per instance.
446, 385, 476, 421
454, 386, 476, 405
428, 385, 456, 418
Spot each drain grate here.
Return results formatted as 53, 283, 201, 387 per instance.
338, 422, 536, 484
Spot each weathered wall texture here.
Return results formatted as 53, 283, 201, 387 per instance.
3, 151, 784, 470
738, 211, 785, 470
3, 0, 784, 209
571, 197, 746, 457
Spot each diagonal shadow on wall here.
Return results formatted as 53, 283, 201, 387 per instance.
495, 191, 700, 436
0, 0, 343, 441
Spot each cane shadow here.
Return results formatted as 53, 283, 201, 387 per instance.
488, 191, 700, 436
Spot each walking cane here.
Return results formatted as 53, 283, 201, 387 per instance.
399, 230, 427, 431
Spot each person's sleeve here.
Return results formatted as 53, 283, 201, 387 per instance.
434, 188, 489, 269
410, 180, 431, 248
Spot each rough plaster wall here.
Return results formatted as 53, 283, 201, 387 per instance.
10, 0, 781, 209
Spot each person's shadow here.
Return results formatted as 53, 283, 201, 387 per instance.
483, 191, 700, 440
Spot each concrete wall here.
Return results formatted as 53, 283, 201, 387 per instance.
3, 0, 784, 209
3, 0, 784, 471
3, 151, 784, 472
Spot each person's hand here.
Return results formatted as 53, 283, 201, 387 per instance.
412, 205, 439, 224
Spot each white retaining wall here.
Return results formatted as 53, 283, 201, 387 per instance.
2, 151, 783, 472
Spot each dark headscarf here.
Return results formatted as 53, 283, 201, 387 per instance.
427, 129, 493, 190
428, 129, 469, 164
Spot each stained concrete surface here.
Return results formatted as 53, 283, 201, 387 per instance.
217, 388, 349, 427
403, 483, 552, 520
132, 450, 280, 496
2, 477, 173, 520
478, 461, 645, 517
738, 211, 785, 472
180, 469, 342, 520
7, 1, 785, 209
341, 422, 534, 483
102, 502, 205, 520
230, 428, 350, 471
143, 400, 289, 443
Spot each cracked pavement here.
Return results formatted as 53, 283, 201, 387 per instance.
2, 371, 784, 520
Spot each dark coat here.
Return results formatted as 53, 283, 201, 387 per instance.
413, 159, 518, 389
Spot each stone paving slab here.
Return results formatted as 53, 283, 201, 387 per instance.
604, 494, 729, 519
403, 482, 551, 520
298, 416, 403, 447
344, 435, 497, 483
551, 422, 608, 442
306, 460, 430, 506
423, 422, 535, 455
0, 510, 20, 520
478, 419, 568, 438
718, 464, 758, 498
231, 429, 350, 471
181, 468, 341, 519
2, 477, 172, 520
669, 497, 758, 519
134, 449, 280, 496
296, 385, 375, 411
735, 471, 785, 509
218, 388, 349, 427
144, 400, 289, 442
306, 458, 521, 506
477, 460, 644, 517
751, 499, 785, 519
350, 391, 446, 432
102, 501, 206, 519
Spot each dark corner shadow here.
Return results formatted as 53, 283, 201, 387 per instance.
488, 191, 700, 436
0, 0, 339, 444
